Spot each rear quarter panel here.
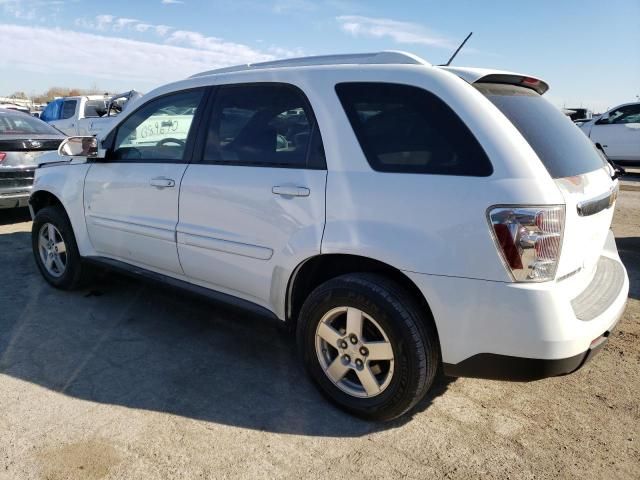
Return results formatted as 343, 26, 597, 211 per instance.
302, 66, 564, 281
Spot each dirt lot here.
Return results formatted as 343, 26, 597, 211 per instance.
0, 192, 638, 480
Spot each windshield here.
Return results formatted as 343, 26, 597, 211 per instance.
0, 111, 62, 135
475, 83, 606, 178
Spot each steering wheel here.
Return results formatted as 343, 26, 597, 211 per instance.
157, 138, 185, 147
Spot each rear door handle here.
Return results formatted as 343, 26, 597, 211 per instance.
272, 185, 310, 197
150, 177, 175, 188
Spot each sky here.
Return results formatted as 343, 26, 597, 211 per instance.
1, 0, 639, 112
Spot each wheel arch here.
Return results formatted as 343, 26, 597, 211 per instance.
29, 189, 65, 216
286, 253, 439, 339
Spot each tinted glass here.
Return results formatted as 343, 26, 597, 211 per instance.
335, 82, 492, 176
0, 112, 62, 135
112, 89, 203, 162
476, 83, 606, 178
204, 84, 321, 168
61, 100, 77, 119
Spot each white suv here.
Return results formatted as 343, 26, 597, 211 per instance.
29, 52, 629, 421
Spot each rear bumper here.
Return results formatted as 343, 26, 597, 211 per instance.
442, 330, 611, 381
0, 189, 31, 209
404, 230, 628, 381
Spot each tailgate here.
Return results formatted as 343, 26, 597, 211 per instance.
555, 167, 617, 292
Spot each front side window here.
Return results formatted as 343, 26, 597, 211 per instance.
335, 82, 492, 176
203, 84, 323, 168
61, 100, 77, 119
607, 105, 640, 125
111, 89, 203, 162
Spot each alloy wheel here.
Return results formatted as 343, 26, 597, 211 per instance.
38, 223, 67, 278
315, 306, 395, 398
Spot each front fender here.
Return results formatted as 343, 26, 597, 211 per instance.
31, 162, 95, 257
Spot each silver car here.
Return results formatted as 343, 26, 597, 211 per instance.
0, 109, 65, 209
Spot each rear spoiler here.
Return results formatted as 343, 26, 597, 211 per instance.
439, 66, 549, 95
474, 73, 549, 95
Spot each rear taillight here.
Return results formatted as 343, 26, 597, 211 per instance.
0, 152, 6, 163
488, 206, 564, 282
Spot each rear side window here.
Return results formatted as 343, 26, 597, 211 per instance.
61, 100, 77, 119
335, 82, 492, 176
475, 83, 606, 178
203, 83, 325, 169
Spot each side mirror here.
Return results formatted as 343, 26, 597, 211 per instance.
595, 113, 610, 125
58, 136, 99, 158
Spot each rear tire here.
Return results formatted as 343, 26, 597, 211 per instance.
297, 273, 439, 421
32, 206, 89, 290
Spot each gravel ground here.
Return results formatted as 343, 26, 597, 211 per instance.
0, 192, 638, 480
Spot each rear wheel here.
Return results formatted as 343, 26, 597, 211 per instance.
297, 273, 439, 421
32, 206, 89, 290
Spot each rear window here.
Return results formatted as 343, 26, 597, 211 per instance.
335, 83, 492, 176
0, 112, 62, 135
475, 83, 606, 178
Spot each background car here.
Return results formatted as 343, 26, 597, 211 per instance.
0, 103, 31, 114
0, 108, 65, 209
40, 91, 143, 139
580, 102, 640, 166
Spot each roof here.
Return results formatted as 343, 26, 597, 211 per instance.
191, 51, 431, 78
189, 51, 550, 95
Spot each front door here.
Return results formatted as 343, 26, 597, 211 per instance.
84, 88, 205, 275
591, 104, 640, 161
177, 83, 327, 311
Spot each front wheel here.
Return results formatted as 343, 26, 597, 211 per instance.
32, 206, 89, 290
297, 273, 439, 421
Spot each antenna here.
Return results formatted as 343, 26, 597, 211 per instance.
441, 32, 473, 66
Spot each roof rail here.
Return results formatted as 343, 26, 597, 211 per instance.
190, 51, 430, 78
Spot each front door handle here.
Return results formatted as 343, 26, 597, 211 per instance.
272, 185, 310, 197
150, 177, 175, 188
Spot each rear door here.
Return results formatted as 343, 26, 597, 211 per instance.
590, 104, 640, 161
84, 88, 205, 275
177, 83, 326, 311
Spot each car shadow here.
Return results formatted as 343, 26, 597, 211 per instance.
0, 230, 454, 437
616, 236, 640, 300
0, 207, 31, 226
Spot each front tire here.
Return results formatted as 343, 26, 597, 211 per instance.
32, 206, 88, 290
297, 273, 439, 421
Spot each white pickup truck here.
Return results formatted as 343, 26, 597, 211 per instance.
41, 91, 142, 138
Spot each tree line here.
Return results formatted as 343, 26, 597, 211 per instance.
7, 87, 106, 104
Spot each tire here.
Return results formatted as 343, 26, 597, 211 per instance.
31, 205, 89, 290
297, 273, 439, 421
